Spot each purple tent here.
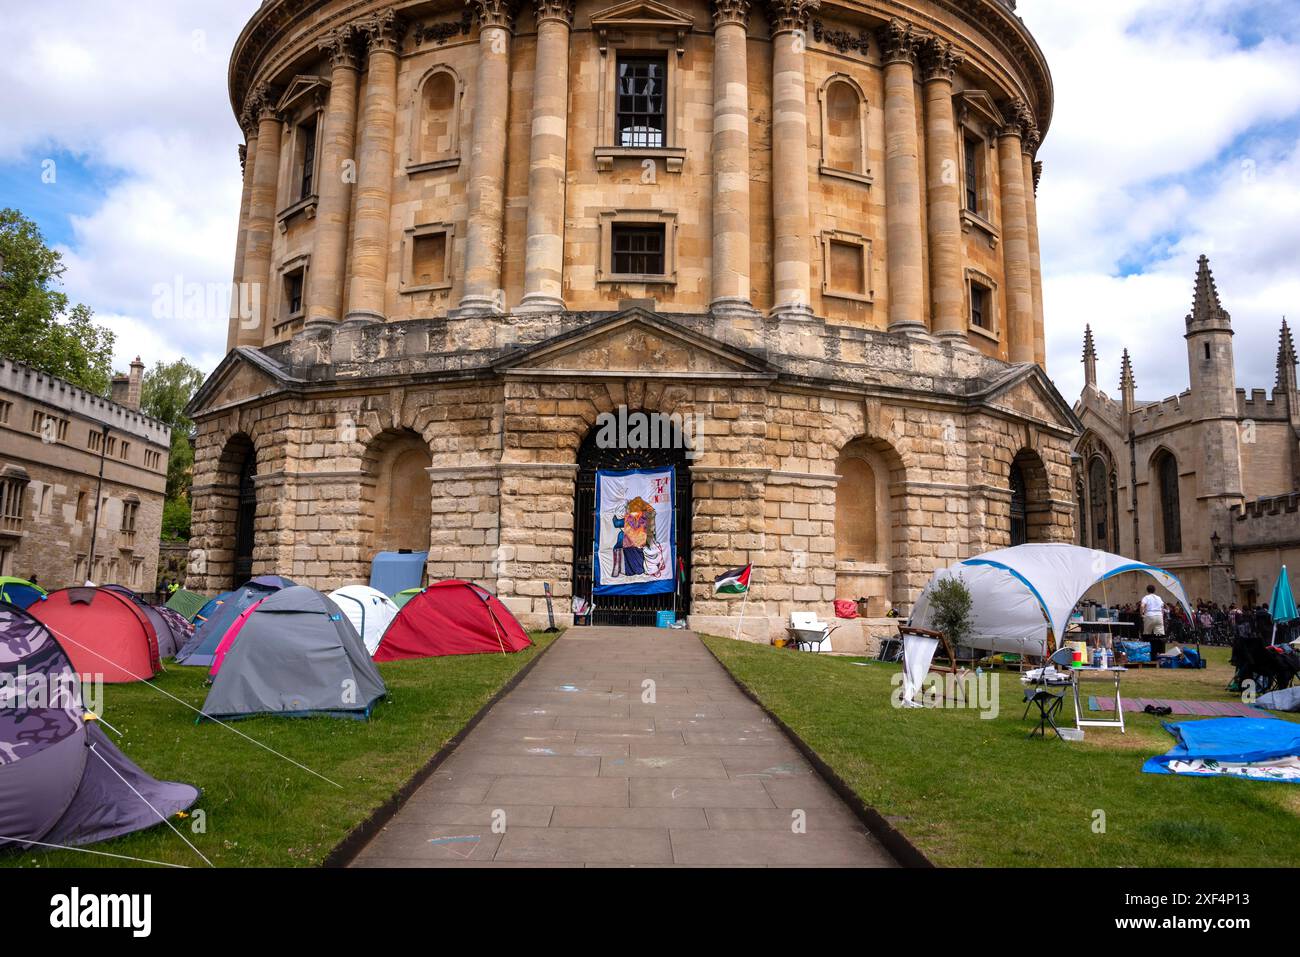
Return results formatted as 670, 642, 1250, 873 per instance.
102, 585, 194, 659
0, 602, 199, 851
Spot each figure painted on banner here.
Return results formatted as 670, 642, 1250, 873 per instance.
612, 496, 656, 578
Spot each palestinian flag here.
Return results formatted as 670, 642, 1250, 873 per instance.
713, 564, 751, 595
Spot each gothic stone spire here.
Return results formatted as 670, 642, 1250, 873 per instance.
1279, 317, 1298, 394
1186, 253, 1232, 332
1082, 324, 1097, 388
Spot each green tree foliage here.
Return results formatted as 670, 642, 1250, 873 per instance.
161, 497, 192, 543
139, 358, 206, 542
929, 576, 974, 649
0, 208, 115, 393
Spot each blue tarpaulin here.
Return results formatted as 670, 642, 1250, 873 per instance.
370, 551, 428, 597
1143, 717, 1300, 783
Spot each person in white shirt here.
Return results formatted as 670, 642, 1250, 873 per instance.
1140, 585, 1165, 636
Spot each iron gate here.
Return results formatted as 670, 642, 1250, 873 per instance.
572, 423, 692, 626
233, 455, 257, 587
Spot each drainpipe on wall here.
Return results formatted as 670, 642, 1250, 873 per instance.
1128, 428, 1140, 561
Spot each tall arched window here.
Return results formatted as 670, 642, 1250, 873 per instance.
1088, 456, 1109, 550
819, 76, 869, 182
1155, 450, 1182, 554
412, 68, 460, 168
1010, 463, 1028, 546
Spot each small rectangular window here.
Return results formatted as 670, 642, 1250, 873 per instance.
284, 269, 305, 318
970, 281, 991, 330
0, 400, 11, 424
411, 232, 447, 287
611, 223, 666, 276
616, 55, 667, 149
827, 240, 866, 296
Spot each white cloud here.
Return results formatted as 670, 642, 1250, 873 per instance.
1021, 0, 1300, 401
0, 1, 260, 375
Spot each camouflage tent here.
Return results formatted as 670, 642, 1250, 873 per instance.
0, 602, 199, 851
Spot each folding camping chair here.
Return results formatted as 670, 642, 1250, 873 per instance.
1023, 646, 1076, 739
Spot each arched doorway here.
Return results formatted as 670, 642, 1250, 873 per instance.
221, 434, 257, 588
1009, 448, 1050, 546
572, 412, 693, 626
365, 430, 433, 554
833, 436, 901, 615
1010, 462, 1028, 546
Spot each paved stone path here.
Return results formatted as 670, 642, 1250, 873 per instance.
352, 628, 895, 867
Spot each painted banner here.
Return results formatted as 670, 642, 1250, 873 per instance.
593, 467, 675, 596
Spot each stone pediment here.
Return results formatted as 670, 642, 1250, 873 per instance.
187, 348, 294, 419
589, 0, 694, 52
495, 309, 774, 378
274, 75, 330, 114
958, 90, 1005, 136
977, 364, 1083, 436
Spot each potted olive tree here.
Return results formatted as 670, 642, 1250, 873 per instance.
929, 576, 974, 661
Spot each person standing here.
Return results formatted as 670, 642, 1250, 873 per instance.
1140, 585, 1165, 637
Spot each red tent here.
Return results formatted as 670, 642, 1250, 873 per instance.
29, 587, 161, 683
374, 581, 532, 660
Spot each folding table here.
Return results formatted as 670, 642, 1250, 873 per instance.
1071, 665, 1128, 733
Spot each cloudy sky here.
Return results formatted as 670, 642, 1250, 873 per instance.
1, 0, 1298, 402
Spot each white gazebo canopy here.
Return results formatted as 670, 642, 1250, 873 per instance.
909, 544, 1194, 655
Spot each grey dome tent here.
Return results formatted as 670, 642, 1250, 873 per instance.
0, 602, 199, 851
201, 586, 386, 721
175, 575, 294, 667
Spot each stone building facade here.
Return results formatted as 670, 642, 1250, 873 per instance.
0, 358, 171, 592
1073, 256, 1300, 608
189, 0, 1079, 647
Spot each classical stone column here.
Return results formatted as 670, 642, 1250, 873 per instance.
518, 0, 574, 314
345, 11, 405, 325
768, 0, 818, 320
877, 19, 925, 336
920, 37, 967, 344
454, 0, 516, 317
710, 0, 755, 318
997, 100, 1034, 364
225, 119, 258, 352
305, 25, 360, 330
240, 85, 283, 348
1022, 133, 1046, 367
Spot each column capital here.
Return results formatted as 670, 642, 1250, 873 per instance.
358, 9, 407, 53
246, 83, 280, 125
318, 24, 360, 70
238, 143, 248, 175
767, 0, 818, 37
711, 0, 751, 29
471, 0, 518, 32
876, 18, 921, 66
1000, 96, 1039, 148
919, 36, 964, 83
533, 0, 574, 27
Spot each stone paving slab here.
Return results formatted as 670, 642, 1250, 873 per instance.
350, 628, 895, 868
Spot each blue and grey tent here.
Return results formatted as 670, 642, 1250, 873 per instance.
200, 586, 386, 721
0, 602, 199, 850
175, 576, 295, 667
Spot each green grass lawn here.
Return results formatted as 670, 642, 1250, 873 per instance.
1, 632, 556, 869
701, 637, 1300, 867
